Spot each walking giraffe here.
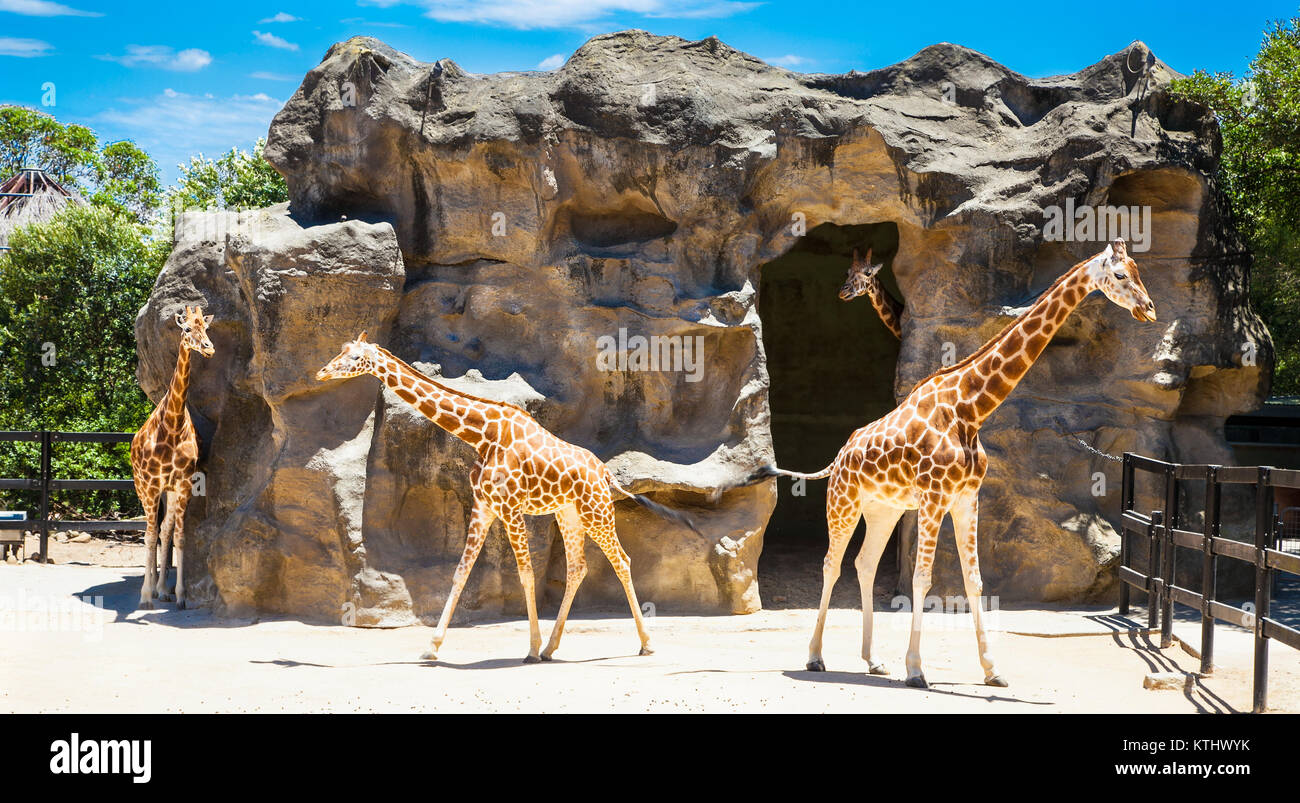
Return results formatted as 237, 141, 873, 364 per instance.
839, 248, 903, 339
751, 239, 1157, 687
130, 305, 214, 610
316, 334, 699, 662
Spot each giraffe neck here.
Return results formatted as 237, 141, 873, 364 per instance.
958, 264, 1095, 425
865, 277, 903, 339
161, 344, 192, 429
371, 349, 491, 449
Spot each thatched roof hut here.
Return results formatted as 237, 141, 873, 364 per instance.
0, 167, 84, 250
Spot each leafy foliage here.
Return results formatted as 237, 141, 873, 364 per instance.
1169, 15, 1300, 394
0, 205, 167, 516
90, 141, 163, 225
0, 106, 98, 190
166, 138, 288, 214
0, 106, 163, 225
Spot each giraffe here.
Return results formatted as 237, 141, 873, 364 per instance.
130, 305, 214, 610
316, 334, 700, 663
751, 239, 1156, 687
839, 248, 903, 339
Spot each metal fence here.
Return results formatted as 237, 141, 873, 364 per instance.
1119, 452, 1300, 713
0, 431, 144, 562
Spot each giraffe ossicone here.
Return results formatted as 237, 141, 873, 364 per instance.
316, 334, 701, 663
752, 238, 1156, 688
130, 304, 215, 611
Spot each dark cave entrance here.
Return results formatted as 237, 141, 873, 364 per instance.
757, 222, 903, 609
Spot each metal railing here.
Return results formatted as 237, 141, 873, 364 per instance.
1119, 453, 1300, 713
0, 431, 144, 562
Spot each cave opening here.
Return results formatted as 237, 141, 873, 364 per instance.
757, 221, 904, 609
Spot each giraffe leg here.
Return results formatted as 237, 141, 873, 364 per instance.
541, 504, 587, 660
806, 484, 859, 672
169, 489, 192, 610
137, 494, 160, 610
423, 499, 495, 661
905, 499, 945, 688
588, 501, 652, 656
503, 510, 544, 663
153, 491, 177, 602
950, 487, 1005, 686
856, 504, 904, 675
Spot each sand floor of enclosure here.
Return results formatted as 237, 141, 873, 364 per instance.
2, 563, 1297, 714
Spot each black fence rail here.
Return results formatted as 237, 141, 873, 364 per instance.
0, 431, 143, 562
1119, 452, 1300, 713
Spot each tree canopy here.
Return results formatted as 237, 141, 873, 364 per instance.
1170, 15, 1300, 394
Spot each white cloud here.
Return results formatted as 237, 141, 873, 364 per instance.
536, 53, 565, 70
253, 30, 300, 51
95, 88, 283, 177
0, 36, 51, 57
99, 45, 212, 71
259, 11, 299, 23
249, 71, 297, 81
340, 17, 408, 27
764, 54, 809, 68
644, 1, 761, 19
0, 0, 101, 16
368, 0, 760, 30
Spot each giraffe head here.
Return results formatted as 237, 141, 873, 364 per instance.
316, 332, 382, 381
838, 248, 884, 300
174, 305, 215, 357
1085, 239, 1157, 322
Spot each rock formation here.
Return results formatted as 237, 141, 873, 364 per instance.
136, 30, 1269, 622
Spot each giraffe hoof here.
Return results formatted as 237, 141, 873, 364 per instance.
539, 653, 554, 662
523, 655, 542, 664
156, 592, 175, 603
176, 598, 187, 610
985, 675, 1009, 688
138, 599, 154, 610
638, 646, 654, 656
905, 674, 929, 689
806, 659, 826, 672
867, 661, 890, 675
419, 651, 438, 662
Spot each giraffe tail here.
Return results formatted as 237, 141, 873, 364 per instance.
606, 473, 704, 536
745, 463, 834, 483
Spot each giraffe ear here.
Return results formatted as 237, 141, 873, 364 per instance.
357, 331, 368, 343
175, 311, 185, 326
204, 314, 214, 326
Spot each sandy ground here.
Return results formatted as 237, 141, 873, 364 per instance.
3, 561, 1297, 713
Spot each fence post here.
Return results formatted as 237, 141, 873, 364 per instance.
1252, 466, 1273, 713
1119, 454, 1133, 616
1148, 510, 1162, 631
1160, 466, 1177, 648
1200, 466, 1219, 675
38, 430, 50, 564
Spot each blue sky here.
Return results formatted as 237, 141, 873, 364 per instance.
2, 0, 1295, 185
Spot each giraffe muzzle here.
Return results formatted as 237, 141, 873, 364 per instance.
1132, 302, 1157, 322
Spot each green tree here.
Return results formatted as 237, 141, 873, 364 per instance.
0, 106, 163, 224
1170, 15, 1300, 394
0, 205, 168, 515
91, 140, 163, 225
167, 137, 288, 213
0, 105, 98, 191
